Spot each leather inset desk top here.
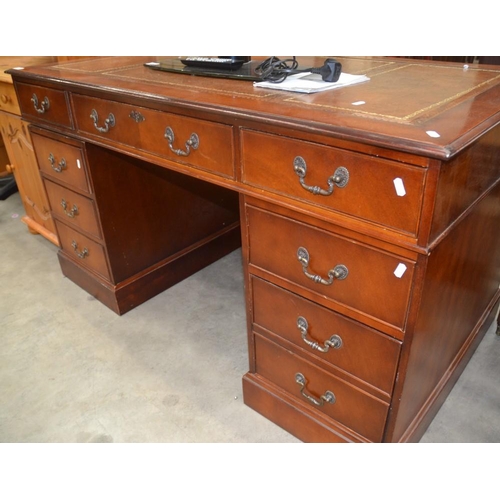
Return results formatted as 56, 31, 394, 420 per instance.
8, 56, 500, 158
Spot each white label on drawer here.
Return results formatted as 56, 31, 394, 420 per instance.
426, 130, 441, 138
393, 177, 406, 197
394, 263, 407, 278
76, 159, 81, 169
352, 101, 366, 105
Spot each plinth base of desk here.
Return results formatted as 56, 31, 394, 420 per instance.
58, 223, 241, 315
242, 372, 369, 443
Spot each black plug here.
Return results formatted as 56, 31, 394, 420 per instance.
310, 58, 342, 82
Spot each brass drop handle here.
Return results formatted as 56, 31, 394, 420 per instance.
61, 199, 79, 218
295, 373, 336, 407
90, 109, 115, 133
31, 93, 50, 114
297, 316, 342, 353
1, 94, 11, 104
6, 164, 15, 173
71, 240, 88, 259
48, 153, 67, 173
297, 246, 348, 286
164, 126, 199, 156
293, 156, 349, 196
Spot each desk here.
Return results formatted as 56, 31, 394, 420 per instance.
8, 57, 500, 442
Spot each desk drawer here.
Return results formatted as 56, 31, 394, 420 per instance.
44, 180, 101, 239
251, 277, 401, 395
31, 132, 90, 193
72, 94, 235, 178
254, 334, 389, 442
246, 204, 414, 329
15, 82, 72, 128
241, 129, 426, 236
0, 82, 20, 115
56, 221, 110, 281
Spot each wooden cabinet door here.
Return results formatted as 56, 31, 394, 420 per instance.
0, 112, 58, 245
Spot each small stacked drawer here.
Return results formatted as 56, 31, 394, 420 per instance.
241, 129, 422, 442
15, 82, 72, 128
31, 129, 111, 281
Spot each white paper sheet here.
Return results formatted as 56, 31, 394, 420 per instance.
254, 72, 370, 94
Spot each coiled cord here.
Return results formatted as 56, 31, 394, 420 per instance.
255, 56, 342, 83
254, 56, 299, 83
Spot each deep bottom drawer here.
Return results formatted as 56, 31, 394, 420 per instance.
55, 221, 111, 281
254, 334, 389, 442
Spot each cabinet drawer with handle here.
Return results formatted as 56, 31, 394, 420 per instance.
55, 221, 110, 281
15, 82, 72, 128
254, 334, 390, 442
246, 203, 415, 331
44, 179, 101, 239
241, 129, 426, 236
31, 131, 90, 193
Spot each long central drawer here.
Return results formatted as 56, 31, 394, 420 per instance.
71, 94, 235, 178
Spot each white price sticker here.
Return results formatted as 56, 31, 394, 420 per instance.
394, 263, 407, 278
426, 130, 441, 138
393, 178, 406, 197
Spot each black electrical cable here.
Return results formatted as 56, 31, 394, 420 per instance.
254, 56, 299, 83
255, 56, 342, 83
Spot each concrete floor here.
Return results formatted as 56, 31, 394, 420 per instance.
1, 191, 499, 443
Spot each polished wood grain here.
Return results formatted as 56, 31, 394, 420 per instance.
8, 57, 500, 442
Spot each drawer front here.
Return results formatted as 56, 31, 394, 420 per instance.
247, 204, 414, 329
56, 221, 110, 281
0, 82, 20, 115
251, 277, 401, 394
31, 132, 90, 193
72, 94, 235, 178
254, 334, 389, 442
241, 129, 426, 236
15, 82, 72, 128
44, 180, 101, 239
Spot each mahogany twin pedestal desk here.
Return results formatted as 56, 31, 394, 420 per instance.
8, 57, 500, 443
